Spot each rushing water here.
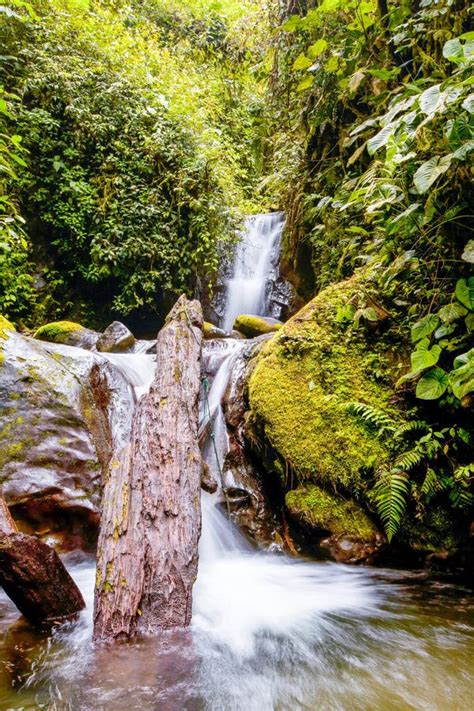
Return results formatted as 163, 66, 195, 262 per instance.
222, 213, 284, 331
0, 216, 473, 709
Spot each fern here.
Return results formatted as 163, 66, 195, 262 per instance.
420, 467, 438, 500
450, 488, 474, 511
346, 402, 397, 437
374, 469, 410, 541
393, 420, 429, 438
394, 446, 426, 471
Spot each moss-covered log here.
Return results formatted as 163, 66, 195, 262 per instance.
93, 295, 203, 642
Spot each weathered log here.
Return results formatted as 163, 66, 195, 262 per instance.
0, 496, 85, 623
94, 295, 203, 641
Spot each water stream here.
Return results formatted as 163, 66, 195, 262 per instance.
0, 214, 472, 709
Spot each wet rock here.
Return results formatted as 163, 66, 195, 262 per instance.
96, 321, 135, 353
34, 321, 100, 350
201, 461, 218, 494
233, 315, 282, 339
203, 322, 228, 340
285, 485, 384, 564
220, 337, 283, 549
0, 328, 133, 550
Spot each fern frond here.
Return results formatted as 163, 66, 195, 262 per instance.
374, 470, 410, 541
346, 402, 397, 436
449, 488, 474, 511
394, 446, 426, 471
393, 420, 429, 438
420, 468, 438, 500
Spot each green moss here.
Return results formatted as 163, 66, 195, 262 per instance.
234, 314, 282, 338
248, 274, 393, 492
203, 321, 227, 339
34, 320, 85, 343
0, 315, 15, 340
286, 485, 377, 538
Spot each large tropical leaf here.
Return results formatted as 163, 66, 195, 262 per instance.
455, 277, 474, 311
450, 348, 474, 400
411, 314, 439, 342
416, 367, 448, 400
413, 155, 452, 194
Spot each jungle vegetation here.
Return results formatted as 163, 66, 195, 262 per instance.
0, 0, 472, 542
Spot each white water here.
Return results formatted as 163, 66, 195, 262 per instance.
223, 213, 284, 331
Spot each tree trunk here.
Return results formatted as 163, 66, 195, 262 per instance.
94, 295, 203, 642
0, 496, 85, 624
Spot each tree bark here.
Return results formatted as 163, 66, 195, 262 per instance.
0, 495, 85, 624
94, 295, 203, 642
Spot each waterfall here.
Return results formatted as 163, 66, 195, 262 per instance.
222, 213, 285, 331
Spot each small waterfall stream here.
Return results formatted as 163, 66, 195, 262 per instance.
223, 213, 285, 331
0, 216, 472, 710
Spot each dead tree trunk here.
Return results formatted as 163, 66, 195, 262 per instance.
0, 495, 85, 624
94, 295, 203, 642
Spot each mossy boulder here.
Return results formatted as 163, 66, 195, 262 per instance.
96, 321, 135, 353
0, 316, 15, 337
286, 485, 377, 539
203, 321, 228, 340
34, 321, 99, 350
286, 485, 384, 563
248, 274, 393, 492
233, 314, 283, 338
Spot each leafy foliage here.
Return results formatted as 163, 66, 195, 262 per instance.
0, 0, 266, 325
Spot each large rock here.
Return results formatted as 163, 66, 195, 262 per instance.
233, 315, 282, 339
96, 321, 135, 353
247, 274, 391, 494
34, 321, 100, 350
0, 325, 133, 550
286, 485, 384, 564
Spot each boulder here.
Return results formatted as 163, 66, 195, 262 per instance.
247, 274, 391, 494
233, 315, 282, 338
96, 321, 135, 353
34, 321, 99, 350
203, 322, 228, 340
0, 326, 133, 550
285, 485, 384, 564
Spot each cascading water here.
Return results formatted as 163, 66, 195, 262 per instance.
222, 213, 285, 331
0, 226, 473, 709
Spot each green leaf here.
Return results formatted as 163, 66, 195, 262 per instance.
410, 339, 441, 375
462, 240, 474, 263
297, 76, 314, 92
413, 155, 452, 194
461, 94, 474, 113
450, 348, 474, 399
452, 140, 474, 161
455, 277, 474, 311
438, 302, 468, 323
442, 38, 464, 63
367, 123, 395, 156
308, 39, 328, 58
419, 84, 441, 115
282, 16, 301, 32
416, 368, 448, 400
466, 313, 474, 332
435, 323, 455, 339
292, 54, 313, 71
411, 314, 439, 342
325, 56, 339, 73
